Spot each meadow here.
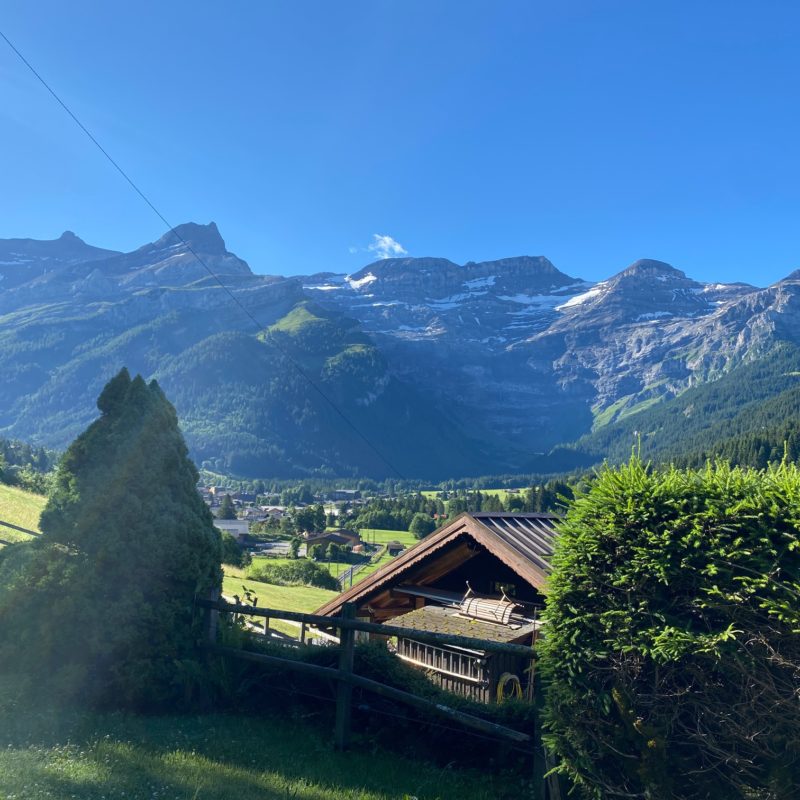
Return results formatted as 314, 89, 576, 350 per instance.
358, 528, 417, 547
0, 484, 45, 548
421, 489, 520, 503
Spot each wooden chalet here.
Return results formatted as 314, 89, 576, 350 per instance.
315, 512, 559, 703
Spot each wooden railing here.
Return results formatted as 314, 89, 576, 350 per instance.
196, 595, 535, 741
195, 594, 560, 799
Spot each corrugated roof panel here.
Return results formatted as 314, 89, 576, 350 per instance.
471, 513, 558, 573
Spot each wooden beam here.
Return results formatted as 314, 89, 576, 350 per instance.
197, 599, 536, 658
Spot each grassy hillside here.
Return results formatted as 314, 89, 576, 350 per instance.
0, 484, 45, 546
0, 675, 521, 800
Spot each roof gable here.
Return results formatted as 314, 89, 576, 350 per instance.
315, 512, 559, 617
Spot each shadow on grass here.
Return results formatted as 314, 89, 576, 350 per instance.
0, 680, 526, 800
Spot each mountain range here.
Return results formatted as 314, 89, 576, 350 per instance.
3, 222, 800, 478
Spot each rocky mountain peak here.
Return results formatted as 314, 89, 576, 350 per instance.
615, 259, 689, 282
152, 221, 228, 255
778, 268, 800, 284
349, 257, 457, 282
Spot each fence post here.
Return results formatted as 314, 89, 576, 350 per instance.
205, 587, 220, 645
334, 601, 356, 750
531, 666, 559, 800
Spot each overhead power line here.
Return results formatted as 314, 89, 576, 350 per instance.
0, 28, 405, 480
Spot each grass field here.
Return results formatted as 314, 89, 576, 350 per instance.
0, 484, 46, 547
359, 528, 418, 548
421, 489, 523, 503
222, 568, 338, 635
353, 550, 394, 581
0, 676, 524, 800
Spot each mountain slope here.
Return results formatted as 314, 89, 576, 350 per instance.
556, 343, 800, 468
0, 225, 505, 478
3, 222, 800, 478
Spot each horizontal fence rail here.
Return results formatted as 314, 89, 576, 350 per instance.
203, 643, 531, 744
195, 597, 537, 658
196, 596, 536, 744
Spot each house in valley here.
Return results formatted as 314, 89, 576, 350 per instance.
303, 529, 361, 550
315, 512, 558, 702
213, 519, 251, 540
385, 540, 406, 556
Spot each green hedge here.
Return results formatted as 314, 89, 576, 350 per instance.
540, 458, 800, 799
247, 558, 339, 590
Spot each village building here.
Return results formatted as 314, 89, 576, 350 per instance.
303, 528, 361, 550
316, 512, 558, 703
213, 519, 251, 540
330, 489, 361, 501
385, 540, 406, 556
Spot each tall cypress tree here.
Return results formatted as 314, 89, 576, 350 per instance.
0, 368, 221, 709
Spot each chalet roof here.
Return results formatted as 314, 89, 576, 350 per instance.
315, 512, 559, 617
390, 605, 539, 646
305, 532, 351, 546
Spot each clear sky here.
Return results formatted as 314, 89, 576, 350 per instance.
1, 1, 799, 284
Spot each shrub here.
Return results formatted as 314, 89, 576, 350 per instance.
247, 558, 339, 590
221, 531, 251, 567
540, 458, 800, 799
0, 369, 222, 710
409, 512, 436, 538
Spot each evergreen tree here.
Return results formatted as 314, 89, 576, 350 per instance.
0, 368, 222, 709
218, 493, 237, 520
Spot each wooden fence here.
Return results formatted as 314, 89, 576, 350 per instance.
196, 594, 558, 799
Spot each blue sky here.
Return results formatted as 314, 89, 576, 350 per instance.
1, 1, 799, 284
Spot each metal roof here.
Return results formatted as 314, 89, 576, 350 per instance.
470, 513, 557, 574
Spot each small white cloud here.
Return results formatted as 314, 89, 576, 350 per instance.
367, 234, 408, 260
348, 246, 359, 254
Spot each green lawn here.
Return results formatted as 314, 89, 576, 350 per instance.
421, 489, 527, 503
0, 484, 46, 547
222, 569, 338, 636
0, 677, 524, 800
352, 550, 394, 582
358, 528, 418, 548
250, 555, 295, 568
319, 560, 351, 578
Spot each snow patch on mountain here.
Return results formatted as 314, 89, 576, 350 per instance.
635, 311, 674, 321
556, 282, 607, 310
463, 275, 497, 289
347, 272, 377, 290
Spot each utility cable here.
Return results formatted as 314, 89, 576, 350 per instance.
0, 28, 405, 480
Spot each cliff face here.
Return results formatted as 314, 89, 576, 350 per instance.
2, 222, 798, 477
